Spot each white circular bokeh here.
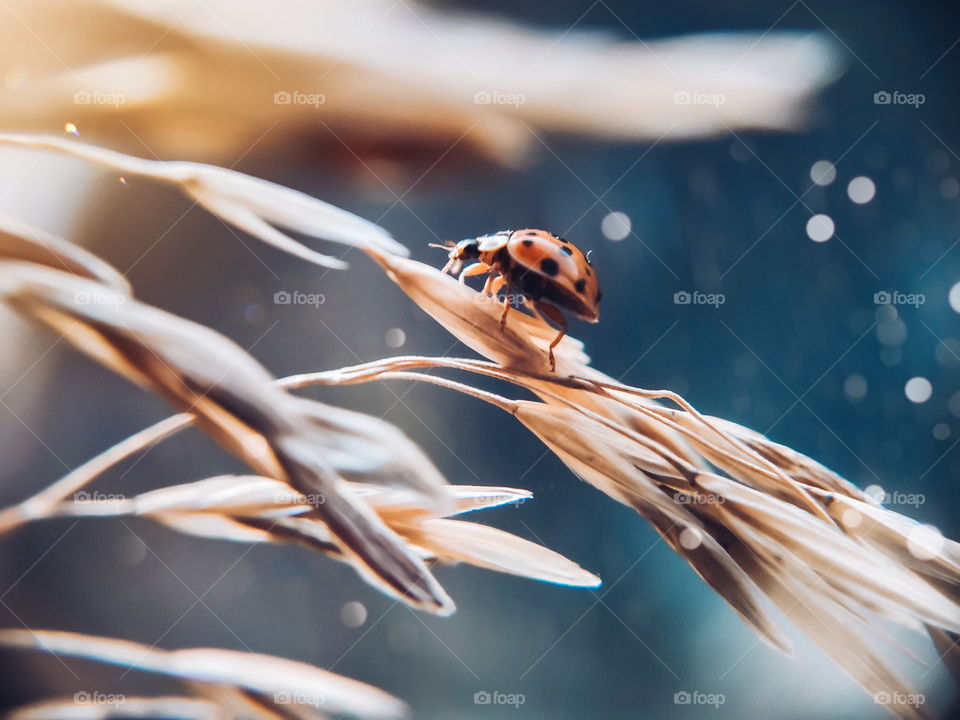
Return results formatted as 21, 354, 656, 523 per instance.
806, 214, 835, 242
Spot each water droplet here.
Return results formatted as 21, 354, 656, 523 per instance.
679, 527, 702, 550
876, 318, 907, 347
601, 211, 631, 241
949, 391, 960, 417
118, 176, 127, 185
340, 601, 368, 628
806, 214, 834, 242
864, 485, 885, 503
934, 338, 960, 368
933, 423, 951, 440
908, 525, 944, 560
810, 160, 836, 186
64, 122, 79, 137
843, 374, 867, 401
116, 535, 147, 567
875, 304, 897, 321
905, 377, 932, 403
847, 176, 876, 204
385, 328, 406, 348
841, 508, 862, 528
948, 282, 960, 313
880, 347, 902, 367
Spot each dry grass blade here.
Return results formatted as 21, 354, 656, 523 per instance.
42, 475, 600, 589
0, 263, 453, 614
399, 518, 600, 587
0, 134, 407, 269
0, 214, 130, 293
804, 485, 960, 589
0, 629, 407, 719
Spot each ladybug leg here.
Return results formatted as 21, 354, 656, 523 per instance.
532, 300, 567, 371
499, 281, 513, 328
487, 273, 506, 297
458, 262, 491, 283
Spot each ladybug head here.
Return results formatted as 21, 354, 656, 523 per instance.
430, 238, 480, 275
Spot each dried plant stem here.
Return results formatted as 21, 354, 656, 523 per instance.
288, 356, 831, 520
291, 364, 701, 481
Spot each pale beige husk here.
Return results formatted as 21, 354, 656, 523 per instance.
43, 475, 600, 589
0, 1, 842, 165
0, 134, 406, 270
0, 629, 407, 719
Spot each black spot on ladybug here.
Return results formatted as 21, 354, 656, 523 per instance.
595, 290, 603, 303
560, 245, 573, 256
574, 278, 587, 294
558, 236, 570, 244
522, 239, 534, 247
585, 266, 592, 276
540, 258, 560, 277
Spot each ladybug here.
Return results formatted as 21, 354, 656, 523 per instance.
432, 229, 601, 370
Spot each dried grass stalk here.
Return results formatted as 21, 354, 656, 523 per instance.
41, 475, 600, 588
0, 134, 406, 269
0, 239, 455, 613
356, 247, 960, 718
0, 2, 841, 164
0, 629, 407, 719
